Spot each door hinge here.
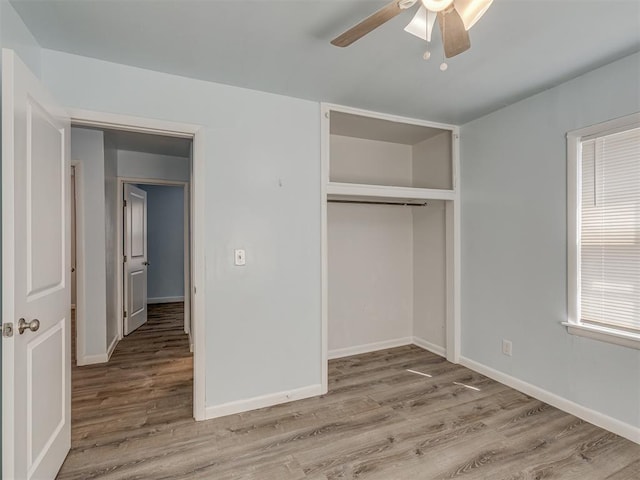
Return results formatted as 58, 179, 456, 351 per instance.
124, 311, 128, 318
2, 323, 14, 338
123, 199, 128, 207
123, 255, 127, 263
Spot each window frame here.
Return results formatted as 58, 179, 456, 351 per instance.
565, 113, 640, 350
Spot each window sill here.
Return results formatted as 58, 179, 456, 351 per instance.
562, 322, 640, 350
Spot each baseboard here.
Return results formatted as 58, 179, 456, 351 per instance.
459, 356, 640, 445
147, 296, 184, 304
412, 336, 446, 357
205, 384, 323, 420
106, 334, 119, 360
328, 337, 413, 360
77, 352, 108, 366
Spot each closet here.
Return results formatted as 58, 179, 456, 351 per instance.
321, 105, 459, 379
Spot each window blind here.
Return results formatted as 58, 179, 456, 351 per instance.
580, 127, 640, 333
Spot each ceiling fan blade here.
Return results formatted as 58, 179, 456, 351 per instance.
404, 5, 437, 42
437, 7, 471, 58
331, 1, 404, 47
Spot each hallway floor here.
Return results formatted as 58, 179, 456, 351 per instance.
58, 302, 193, 479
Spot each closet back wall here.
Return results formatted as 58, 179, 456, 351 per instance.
413, 201, 446, 350
330, 135, 412, 186
328, 203, 414, 356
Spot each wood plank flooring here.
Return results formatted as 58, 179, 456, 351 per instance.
58, 305, 640, 479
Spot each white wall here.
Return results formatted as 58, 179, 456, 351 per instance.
412, 201, 446, 349
461, 52, 640, 429
328, 204, 413, 354
42, 50, 322, 407
104, 134, 118, 350
412, 132, 452, 190
117, 150, 190, 182
330, 135, 412, 186
70, 127, 108, 358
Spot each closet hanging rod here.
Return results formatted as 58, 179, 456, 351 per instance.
328, 199, 428, 207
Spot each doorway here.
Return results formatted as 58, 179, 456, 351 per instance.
120, 180, 191, 348
69, 112, 205, 423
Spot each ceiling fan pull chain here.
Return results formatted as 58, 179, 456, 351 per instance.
440, 50, 448, 71
423, 41, 431, 60
423, 9, 431, 61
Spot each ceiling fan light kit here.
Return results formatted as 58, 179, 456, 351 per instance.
404, 5, 437, 42
331, 0, 493, 66
454, 0, 494, 30
422, 0, 454, 13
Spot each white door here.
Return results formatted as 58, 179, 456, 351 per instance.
124, 184, 148, 335
2, 49, 71, 479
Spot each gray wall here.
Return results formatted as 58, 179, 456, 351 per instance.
42, 49, 322, 407
138, 185, 185, 302
118, 150, 190, 182
460, 52, 640, 427
70, 127, 108, 357
104, 135, 119, 349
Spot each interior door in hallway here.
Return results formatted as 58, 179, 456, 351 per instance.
124, 184, 148, 335
2, 48, 71, 480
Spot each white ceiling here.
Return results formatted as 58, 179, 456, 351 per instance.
11, 0, 640, 124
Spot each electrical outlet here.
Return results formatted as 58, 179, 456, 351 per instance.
502, 339, 513, 356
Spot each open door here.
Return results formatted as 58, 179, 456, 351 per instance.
123, 184, 149, 335
2, 49, 71, 479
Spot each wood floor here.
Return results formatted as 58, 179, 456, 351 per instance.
58, 305, 640, 479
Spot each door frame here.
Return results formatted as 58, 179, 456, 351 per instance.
69, 108, 206, 421
70, 161, 86, 363
118, 178, 191, 345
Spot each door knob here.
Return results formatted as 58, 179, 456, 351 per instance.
143, 261, 150, 266
18, 318, 40, 335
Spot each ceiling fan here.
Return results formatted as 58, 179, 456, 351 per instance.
331, 0, 493, 60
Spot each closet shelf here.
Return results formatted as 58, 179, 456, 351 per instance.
327, 182, 455, 202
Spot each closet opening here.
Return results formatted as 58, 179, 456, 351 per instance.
321, 105, 461, 392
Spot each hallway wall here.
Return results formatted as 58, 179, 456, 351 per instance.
138, 184, 185, 303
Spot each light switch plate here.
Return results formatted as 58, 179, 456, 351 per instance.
234, 249, 246, 266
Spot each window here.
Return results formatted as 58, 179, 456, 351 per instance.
566, 114, 640, 349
